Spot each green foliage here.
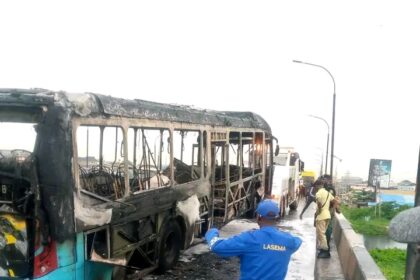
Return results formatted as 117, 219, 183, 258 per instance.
378, 202, 411, 220
342, 198, 410, 277
370, 248, 406, 280
348, 217, 389, 235
352, 190, 376, 202
341, 202, 412, 236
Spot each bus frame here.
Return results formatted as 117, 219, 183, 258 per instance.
0, 88, 277, 279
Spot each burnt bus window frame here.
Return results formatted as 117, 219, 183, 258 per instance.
203, 131, 208, 178
73, 120, 211, 199
254, 132, 264, 172
241, 131, 254, 178
75, 124, 128, 202
127, 127, 172, 193
173, 129, 202, 185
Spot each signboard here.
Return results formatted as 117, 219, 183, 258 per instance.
368, 159, 392, 189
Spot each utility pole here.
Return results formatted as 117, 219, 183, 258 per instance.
293, 60, 336, 178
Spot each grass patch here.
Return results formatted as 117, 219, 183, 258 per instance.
370, 248, 406, 280
347, 217, 389, 235
340, 206, 388, 235
340, 202, 411, 236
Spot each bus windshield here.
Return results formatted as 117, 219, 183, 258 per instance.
0, 122, 37, 153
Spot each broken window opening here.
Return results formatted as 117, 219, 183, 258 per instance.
211, 142, 226, 184
0, 123, 37, 154
77, 126, 126, 201
128, 128, 171, 193
254, 132, 264, 172
228, 132, 241, 182
241, 132, 254, 178
173, 130, 201, 184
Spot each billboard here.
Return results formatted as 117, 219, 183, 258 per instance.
368, 159, 392, 189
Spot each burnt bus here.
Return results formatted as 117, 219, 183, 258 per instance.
0, 88, 277, 279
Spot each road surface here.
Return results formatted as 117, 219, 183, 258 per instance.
141, 198, 317, 280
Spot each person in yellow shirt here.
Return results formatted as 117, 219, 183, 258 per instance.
315, 180, 336, 258
320, 174, 341, 252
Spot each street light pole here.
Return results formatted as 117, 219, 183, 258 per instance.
308, 114, 330, 175
293, 60, 336, 178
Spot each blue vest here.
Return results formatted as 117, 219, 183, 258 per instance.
205, 226, 302, 280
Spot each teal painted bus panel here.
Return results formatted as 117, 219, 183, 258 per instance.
85, 262, 113, 280
36, 233, 113, 279
75, 232, 85, 280
57, 238, 76, 267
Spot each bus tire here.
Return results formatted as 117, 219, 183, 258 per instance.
157, 220, 182, 273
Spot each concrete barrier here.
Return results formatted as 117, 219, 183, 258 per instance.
333, 213, 386, 280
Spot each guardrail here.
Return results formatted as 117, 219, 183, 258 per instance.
332, 213, 386, 280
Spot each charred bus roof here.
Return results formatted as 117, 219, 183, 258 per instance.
0, 88, 271, 132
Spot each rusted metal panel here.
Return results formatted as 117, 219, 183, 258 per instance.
94, 94, 271, 131
0, 88, 272, 132
0, 88, 55, 106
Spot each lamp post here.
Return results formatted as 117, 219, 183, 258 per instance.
308, 114, 330, 175
333, 155, 343, 194
293, 60, 336, 178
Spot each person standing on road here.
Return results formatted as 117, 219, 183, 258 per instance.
315, 179, 336, 258
320, 174, 340, 252
299, 180, 322, 219
205, 200, 302, 280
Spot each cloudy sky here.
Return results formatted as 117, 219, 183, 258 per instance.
1, 0, 419, 182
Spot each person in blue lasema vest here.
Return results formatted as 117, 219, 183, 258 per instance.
205, 199, 302, 280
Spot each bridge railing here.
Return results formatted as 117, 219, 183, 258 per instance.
332, 212, 386, 280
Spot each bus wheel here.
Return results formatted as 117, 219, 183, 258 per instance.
158, 220, 182, 273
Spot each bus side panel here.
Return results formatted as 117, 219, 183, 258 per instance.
58, 238, 77, 267
78, 232, 113, 280
85, 262, 113, 280
38, 232, 112, 280
75, 232, 85, 280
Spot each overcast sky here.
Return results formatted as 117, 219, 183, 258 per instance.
1, 0, 419, 182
